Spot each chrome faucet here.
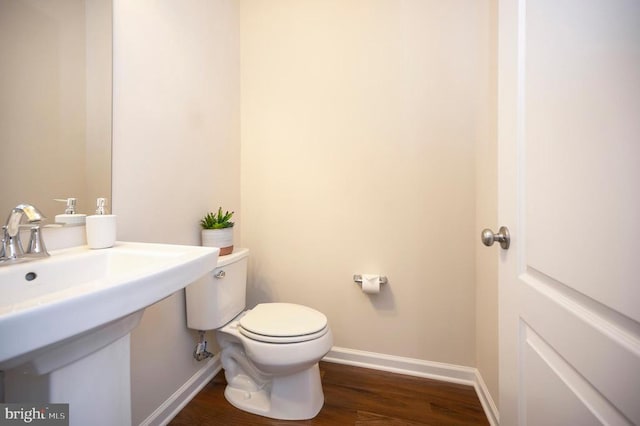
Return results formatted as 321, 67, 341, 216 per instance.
1, 203, 49, 264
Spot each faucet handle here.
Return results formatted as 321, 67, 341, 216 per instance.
26, 225, 49, 257
3, 225, 25, 259
1, 226, 6, 259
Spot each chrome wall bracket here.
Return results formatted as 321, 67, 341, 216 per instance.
353, 275, 388, 285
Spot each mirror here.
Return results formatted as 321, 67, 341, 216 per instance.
0, 0, 112, 221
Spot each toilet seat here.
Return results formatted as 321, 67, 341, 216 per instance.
238, 303, 328, 344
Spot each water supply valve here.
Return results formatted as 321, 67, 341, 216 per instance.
193, 330, 214, 361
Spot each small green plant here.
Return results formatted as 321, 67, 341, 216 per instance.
201, 207, 235, 229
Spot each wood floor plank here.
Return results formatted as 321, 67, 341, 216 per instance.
168, 361, 489, 425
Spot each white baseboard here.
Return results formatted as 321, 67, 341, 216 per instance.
474, 367, 500, 426
323, 347, 499, 426
139, 355, 222, 426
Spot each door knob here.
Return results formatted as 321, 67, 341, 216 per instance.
481, 226, 510, 250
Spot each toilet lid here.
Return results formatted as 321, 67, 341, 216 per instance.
239, 303, 327, 339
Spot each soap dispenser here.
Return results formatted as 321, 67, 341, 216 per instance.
54, 198, 87, 225
86, 198, 116, 249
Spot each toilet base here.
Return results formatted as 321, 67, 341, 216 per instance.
224, 363, 324, 420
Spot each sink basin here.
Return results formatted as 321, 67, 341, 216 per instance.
0, 241, 219, 370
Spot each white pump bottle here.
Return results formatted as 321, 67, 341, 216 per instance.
85, 198, 117, 249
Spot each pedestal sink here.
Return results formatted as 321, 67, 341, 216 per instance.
0, 242, 220, 426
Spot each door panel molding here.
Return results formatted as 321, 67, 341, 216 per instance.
521, 272, 640, 423
524, 267, 640, 349
520, 322, 632, 425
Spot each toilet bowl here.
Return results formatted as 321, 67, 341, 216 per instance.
216, 303, 333, 419
185, 249, 333, 420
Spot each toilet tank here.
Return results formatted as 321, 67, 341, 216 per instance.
185, 248, 249, 330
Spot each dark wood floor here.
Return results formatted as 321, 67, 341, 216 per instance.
169, 361, 489, 425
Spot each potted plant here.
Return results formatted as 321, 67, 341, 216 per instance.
200, 207, 235, 255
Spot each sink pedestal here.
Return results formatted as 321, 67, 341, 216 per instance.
4, 312, 143, 426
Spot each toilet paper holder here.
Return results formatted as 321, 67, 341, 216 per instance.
353, 274, 388, 285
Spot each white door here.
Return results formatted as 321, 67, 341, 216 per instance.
497, 1, 640, 425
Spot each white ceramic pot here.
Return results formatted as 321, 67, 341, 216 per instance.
201, 228, 234, 255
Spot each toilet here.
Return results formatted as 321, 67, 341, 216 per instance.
185, 248, 333, 420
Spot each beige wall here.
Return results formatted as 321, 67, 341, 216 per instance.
111, 0, 498, 421
112, 1, 240, 423
240, 0, 489, 366
475, 0, 499, 406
